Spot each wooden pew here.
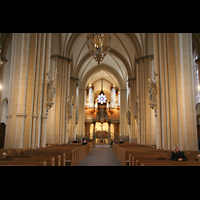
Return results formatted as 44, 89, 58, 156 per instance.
21, 149, 71, 165
139, 160, 200, 166
116, 143, 200, 166
113, 143, 200, 166
0, 155, 60, 166
129, 153, 170, 166
0, 160, 47, 166
113, 143, 171, 166
0, 142, 93, 166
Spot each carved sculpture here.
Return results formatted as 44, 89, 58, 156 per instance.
148, 78, 157, 117
133, 101, 138, 116
93, 33, 104, 49
133, 101, 138, 124
46, 68, 58, 111
75, 106, 79, 125
126, 109, 131, 125
68, 95, 74, 121
148, 78, 156, 102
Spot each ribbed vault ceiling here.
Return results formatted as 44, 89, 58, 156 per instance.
64, 33, 143, 90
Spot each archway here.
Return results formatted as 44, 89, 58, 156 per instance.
63, 33, 142, 144
1, 98, 8, 125
76, 62, 129, 145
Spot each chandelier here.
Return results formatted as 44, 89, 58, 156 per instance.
87, 33, 111, 66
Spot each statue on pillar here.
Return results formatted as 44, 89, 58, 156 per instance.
148, 78, 157, 117
133, 101, 138, 116
68, 95, 74, 120
47, 79, 56, 102
148, 78, 156, 102
126, 109, 131, 125
46, 68, 58, 111
75, 106, 79, 125
133, 97, 139, 124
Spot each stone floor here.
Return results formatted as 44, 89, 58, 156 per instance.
78, 147, 121, 166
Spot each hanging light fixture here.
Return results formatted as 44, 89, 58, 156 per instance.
87, 33, 111, 66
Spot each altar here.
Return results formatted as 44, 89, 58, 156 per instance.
95, 131, 110, 145
95, 138, 110, 145
95, 131, 108, 138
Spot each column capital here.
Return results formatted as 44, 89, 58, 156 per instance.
50, 55, 59, 61
50, 55, 72, 63
127, 78, 136, 82
135, 55, 154, 64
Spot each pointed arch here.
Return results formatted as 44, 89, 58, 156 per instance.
79, 64, 126, 91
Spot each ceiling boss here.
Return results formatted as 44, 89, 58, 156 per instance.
87, 33, 111, 66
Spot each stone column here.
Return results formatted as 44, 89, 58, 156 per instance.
144, 58, 151, 145
34, 33, 48, 148
136, 60, 141, 144
15, 33, 30, 148
119, 88, 127, 139
174, 33, 198, 150
0, 56, 8, 124
31, 33, 41, 148
113, 123, 118, 141
140, 59, 145, 145
85, 122, 91, 139
135, 55, 154, 145
69, 79, 75, 141
65, 61, 71, 143
149, 59, 156, 145
77, 87, 85, 141
152, 33, 198, 151
153, 33, 162, 149
40, 33, 52, 148
4, 33, 16, 148
108, 120, 111, 143
61, 59, 68, 144
93, 121, 96, 147
158, 33, 170, 150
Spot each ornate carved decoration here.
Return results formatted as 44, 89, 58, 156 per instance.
133, 99, 138, 124
148, 78, 157, 117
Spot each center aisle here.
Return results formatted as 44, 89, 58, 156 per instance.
78, 147, 121, 166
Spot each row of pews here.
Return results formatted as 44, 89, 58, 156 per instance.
0, 142, 93, 166
113, 143, 200, 166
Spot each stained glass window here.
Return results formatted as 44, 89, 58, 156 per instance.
97, 93, 107, 104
